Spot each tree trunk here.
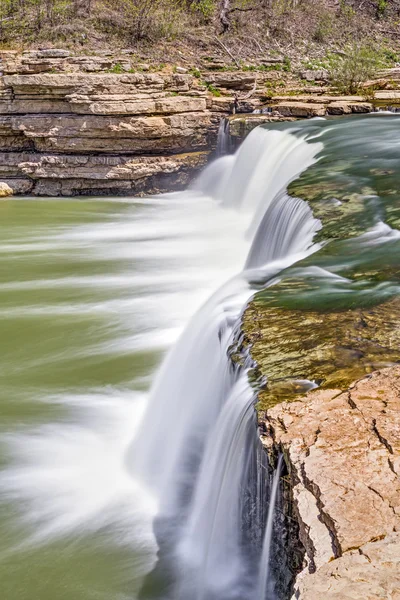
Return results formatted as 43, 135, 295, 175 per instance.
220, 0, 231, 33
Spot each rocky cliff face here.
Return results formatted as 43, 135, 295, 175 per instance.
260, 367, 400, 599
0, 50, 270, 196
2, 49, 396, 197
0, 64, 212, 195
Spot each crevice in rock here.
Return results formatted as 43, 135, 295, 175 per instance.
299, 461, 342, 559
367, 484, 397, 518
372, 418, 394, 454
358, 546, 372, 563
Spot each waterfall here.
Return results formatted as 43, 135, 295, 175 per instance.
128, 125, 323, 599
257, 455, 284, 600
216, 118, 232, 156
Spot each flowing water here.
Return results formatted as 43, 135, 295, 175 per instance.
1, 115, 400, 600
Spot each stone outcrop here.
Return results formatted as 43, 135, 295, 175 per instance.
295, 533, 400, 599
0, 53, 280, 195
259, 367, 400, 599
269, 95, 373, 116
0, 67, 218, 195
0, 49, 396, 196
0, 151, 208, 196
243, 295, 400, 409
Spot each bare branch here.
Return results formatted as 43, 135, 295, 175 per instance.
213, 35, 241, 68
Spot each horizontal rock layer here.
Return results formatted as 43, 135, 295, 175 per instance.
259, 367, 400, 599
0, 52, 395, 196
0, 151, 208, 196
0, 66, 264, 195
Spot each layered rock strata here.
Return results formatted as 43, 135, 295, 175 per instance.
0, 49, 388, 197
0, 69, 219, 195
0, 50, 281, 196
260, 367, 400, 599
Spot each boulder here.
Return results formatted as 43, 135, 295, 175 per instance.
299, 69, 328, 82
204, 71, 256, 90
0, 181, 13, 196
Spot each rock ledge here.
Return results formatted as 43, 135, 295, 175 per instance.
259, 366, 400, 599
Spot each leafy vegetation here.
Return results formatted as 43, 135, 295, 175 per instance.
0, 0, 399, 67
329, 43, 398, 93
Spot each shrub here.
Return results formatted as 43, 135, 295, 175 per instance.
189, 0, 215, 22
329, 45, 380, 94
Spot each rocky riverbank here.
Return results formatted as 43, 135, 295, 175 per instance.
259, 367, 400, 599
2, 49, 400, 197
0, 49, 265, 196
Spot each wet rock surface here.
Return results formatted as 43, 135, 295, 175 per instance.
243, 296, 400, 409
259, 367, 400, 599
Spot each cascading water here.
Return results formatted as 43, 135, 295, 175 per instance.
216, 118, 232, 156
129, 126, 323, 599
2, 115, 400, 600
257, 454, 284, 600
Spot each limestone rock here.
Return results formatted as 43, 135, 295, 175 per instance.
270, 102, 326, 117
299, 69, 328, 82
293, 533, 400, 599
204, 71, 256, 90
5, 112, 213, 154
0, 151, 208, 196
259, 367, 400, 596
229, 114, 296, 140
0, 181, 13, 196
243, 295, 400, 409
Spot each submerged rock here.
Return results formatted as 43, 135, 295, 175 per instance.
243, 296, 400, 409
259, 366, 400, 598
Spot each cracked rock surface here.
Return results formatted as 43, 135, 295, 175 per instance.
259, 366, 400, 598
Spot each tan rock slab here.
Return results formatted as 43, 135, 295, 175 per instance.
293, 533, 400, 599
0, 151, 208, 196
271, 102, 326, 117
6, 112, 212, 154
261, 367, 400, 569
204, 71, 256, 90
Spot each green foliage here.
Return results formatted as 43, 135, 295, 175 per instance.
189, 67, 202, 78
108, 62, 124, 73
190, 0, 215, 21
376, 0, 388, 18
381, 47, 398, 65
282, 56, 291, 71
339, 0, 356, 20
205, 83, 221, 96
329, 44, 380, 94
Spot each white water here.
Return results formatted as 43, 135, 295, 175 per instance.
130, 126, 323, 599
216, 118, 232, 156
257, 455, 284, 600
0, 125, 323, 599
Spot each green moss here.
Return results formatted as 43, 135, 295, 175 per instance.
243, 296, 400, 410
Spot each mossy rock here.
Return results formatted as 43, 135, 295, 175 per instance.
243, 295, 400, 410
